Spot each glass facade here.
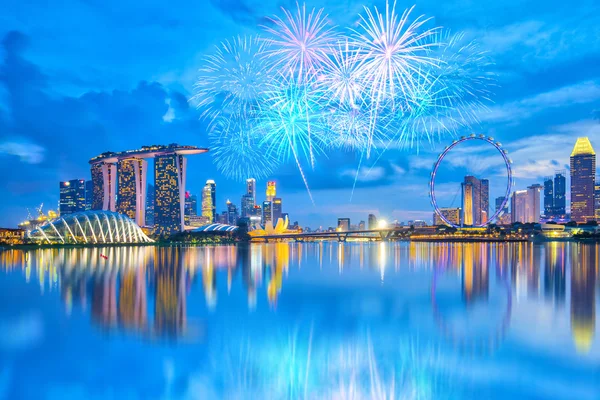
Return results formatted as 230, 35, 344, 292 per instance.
553, 171, 566, 216
59, 179, 86, 216
272, 198, 282, 223
146, 184, 155, 227
91, 163, 104, 210
266, 181, 276, 202
543, 177, 554, 216
262, 201, 272, 226
154, 154, 186, 235
202, 181, 216, 223
117, 158, 147, 225
570, 138, 596, 223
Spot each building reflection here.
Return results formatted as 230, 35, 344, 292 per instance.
0, 242, 598, 350
570, 244, 596, 354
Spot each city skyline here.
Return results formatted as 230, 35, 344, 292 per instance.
0, 0, 599, 228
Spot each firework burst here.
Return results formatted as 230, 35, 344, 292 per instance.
192, 36, 269, 122
262, 2, 337, 82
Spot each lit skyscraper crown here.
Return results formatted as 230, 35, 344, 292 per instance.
571, 137, 596, 157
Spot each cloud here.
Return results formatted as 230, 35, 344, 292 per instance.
340, 166, 386, 182
0, 139, 45, 164
480, 80, 600, 124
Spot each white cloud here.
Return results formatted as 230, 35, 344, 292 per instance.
340, 166, 386, 182
0, 140, 45, 164
162, 98, 176, 122
479, 81, 600, 125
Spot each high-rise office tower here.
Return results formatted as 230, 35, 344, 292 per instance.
554, 171, 566, 216
202, 180, 216, 223
337, 218, 350, 231
511, 185, 542, 223
59, 179, 86, 216
511, 190, 528, 223
480, 179, 489, 224
184, 191, 197, 225
154, 154, 187, 235
570, 137, 596, 223
116, 158, 147, 226
358, 221, 366, 230
462, 182, 474, 226
463, 176, 482, 225
368, 214, 377, 230
495, 196, 510, 224
266, 181, 276, 202
544, 176, 554, 217
241, 194, 254, 217
246, 178, 256, 204
84, 180, 93, 211
527, 184, 542, 223
262, 201, 272, 226
226, 200, 238, 225
595, 182, 600, 220
272, 198, 282, 222
145, 184, 155, 227
90, 159, 117, 211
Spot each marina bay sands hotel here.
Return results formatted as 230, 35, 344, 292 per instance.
89, 144, 208, 234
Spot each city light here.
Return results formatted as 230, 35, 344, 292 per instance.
377, 219, 387, 229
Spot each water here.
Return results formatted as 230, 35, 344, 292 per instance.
0, 242, 598, 399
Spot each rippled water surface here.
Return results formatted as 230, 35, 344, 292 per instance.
0, 242, 598, 399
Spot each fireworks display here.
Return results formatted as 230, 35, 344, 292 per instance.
193, 1, 495, 199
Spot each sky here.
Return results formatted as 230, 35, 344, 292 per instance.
0, 0, 599, 228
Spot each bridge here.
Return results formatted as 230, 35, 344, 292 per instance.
250, 228, 411, 242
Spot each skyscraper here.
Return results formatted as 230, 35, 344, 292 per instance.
554, 171, 567, 216
202, 180, 216, 223
226, 200, 238, 225
154, 154, 187, 235
241, 194, 254, 218
90, 159, 117, 211
570, 137, 596, 223
511, 185, 541, 223
495, 196, 510, 225
337, 218, 350, 231
84, 180, 93, 211
116, 158, 147, 226
595, 182, 600, 220
272, 198, 282, 222
262, 201, 272, 226
184, 191, 197, 225
480, 179, 489, 224
543, 176, 554, 217
145, 184, 155, 227
266, 181, 276, 202
246, 178, 256, 204
462, 181, 474, 226
59, 179, 85, 216
368, 214, 377, 230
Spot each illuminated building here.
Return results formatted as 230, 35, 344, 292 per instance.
90, 156, 117, 211
272, 197, 282, 222
481, 179, 489, 223
59, 179, 86, 215
246, 178, 256, 204
187, 215, 211, 227
358, 220, 365, 230
84, 180, 93, 211
495, 196, 511, 224
511, 185, 541, 223
0, 228, 25, 245
595, 181, 600, 220
154, 154, 186, 235
433, 207, 460, 226
116, 158, 148, 226
145, 184, 155, 226
90, 144, 208, 234
266, 181, 276, 202
368, 214, 377, 230
241, 194, 254, 217
461, 182, 474, 226
337, 218, 350, 231
28, 210, 153, 244
184, 191, 197, 225
202, 180, 216, 223
570, 137, 596, 223
262, 201, 272, 226
543, 176, 554, 217
554, 171, 567, 216
226, 200, 238, 225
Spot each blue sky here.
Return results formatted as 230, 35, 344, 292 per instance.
0, 0, 599, 228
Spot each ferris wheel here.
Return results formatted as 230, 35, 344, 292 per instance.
429, 134, 514, 228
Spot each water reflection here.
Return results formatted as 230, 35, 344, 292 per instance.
0, 242, 598, 355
